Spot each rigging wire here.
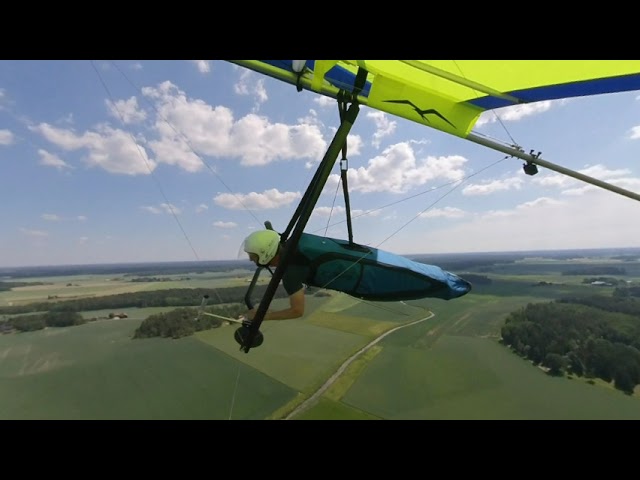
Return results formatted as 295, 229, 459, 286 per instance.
90, 61, 202, 262
94, 61, 245, 415
374, 155, 510, 248
109, 60, 264, 227
305, 155, 510, 317
312, 154, 510, 236
228, 363, 242, 420
452, 60, 519, 147
324, 173, 343, 236
90, 61, 225, 303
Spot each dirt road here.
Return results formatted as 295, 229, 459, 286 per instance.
284, 311, 435, 419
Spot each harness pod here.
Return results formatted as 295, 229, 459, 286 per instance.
293, 233, 471, 301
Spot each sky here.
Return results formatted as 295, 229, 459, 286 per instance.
1, 60, 640, 268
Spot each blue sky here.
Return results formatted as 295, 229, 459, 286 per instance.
1, 60, 639, 268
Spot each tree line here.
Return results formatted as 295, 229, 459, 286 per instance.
2, 303, 87, 332
1, 285, 288, 333
133, 304, 247, 340
0, 281, 47, 292
561, 266, 627, 276
501, 286, 640, 394
0, 285, 289, 316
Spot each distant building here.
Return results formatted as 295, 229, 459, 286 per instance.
0, 323, 14, 334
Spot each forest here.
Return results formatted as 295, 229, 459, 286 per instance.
501, 286, 640, 394
0, 284, 289, 333
0, 284, 289, 316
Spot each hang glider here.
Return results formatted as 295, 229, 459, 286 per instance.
227, 60, 640, 353
229, 60, 640, 202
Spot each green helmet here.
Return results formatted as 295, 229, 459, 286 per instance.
243, 230, 281, 266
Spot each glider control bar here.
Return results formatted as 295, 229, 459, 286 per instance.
196, 295, 245, 323
467, 132, 640, 203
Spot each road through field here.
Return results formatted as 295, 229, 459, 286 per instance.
284, 311, 435, 420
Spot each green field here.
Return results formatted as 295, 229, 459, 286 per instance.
338, 334, 640, 420
0, 269, 260, 307
0, 320, 293, 419
1, 254, 640, 419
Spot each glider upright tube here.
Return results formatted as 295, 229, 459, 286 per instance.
239, 102, 361, 353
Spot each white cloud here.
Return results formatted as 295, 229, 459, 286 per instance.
233, 69, 267, 106
32, 80, 330, 177
562, 185, 600, 196
143, 81, 327, 169
20, 227, 48, 238
191, 60, 211, 73
313, 96, 335, 108
212, 221, 237, 228
60, 113, 74, 125
231, 114, 326, 166
629, 125, 640, 139
30, 123, 86, 149
41, 213, 87, 222
476, 100, 561, 127
0, 129, 14, 145
297, 109, 324, 129
214, 188, 302, 210
312, 206, 381, 219
38, 149, 71, 169
305, 133, 362, 169
419, 207, 466, 219
328, 141, 467, 194
106, 97, 147, 125
462, 177, 523, 196
366, 111, 396, 148
140, 203, 182, 215
390, 193, 640, 254
32, 123, 156, 175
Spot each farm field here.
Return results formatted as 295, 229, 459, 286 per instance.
1, 250, 640, 419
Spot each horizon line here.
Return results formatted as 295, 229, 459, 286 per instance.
3, 245, 640, 271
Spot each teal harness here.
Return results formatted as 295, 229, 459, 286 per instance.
294, 233, 471, 301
